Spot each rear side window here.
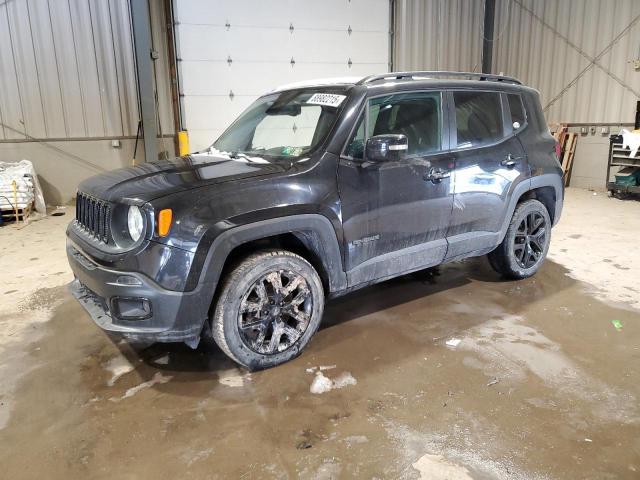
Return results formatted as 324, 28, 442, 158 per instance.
507, 94, 525, 129
453, 91, 503, 148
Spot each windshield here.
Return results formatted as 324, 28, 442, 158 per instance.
212, 89, 348, 161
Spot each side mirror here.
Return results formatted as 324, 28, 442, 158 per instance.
365, 134, 408, 163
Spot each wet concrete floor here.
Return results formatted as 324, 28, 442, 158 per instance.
1, 257, 639, 479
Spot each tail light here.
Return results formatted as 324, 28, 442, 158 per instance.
554, 142, 561, 158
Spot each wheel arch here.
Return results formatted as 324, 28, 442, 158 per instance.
517, 185, 557, 224
196, 214, 347, 316
506, 174, 563, 230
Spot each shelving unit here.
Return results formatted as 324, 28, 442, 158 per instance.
606, 135, 640, 195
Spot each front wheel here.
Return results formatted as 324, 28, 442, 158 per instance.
487, 199, 551, 279
211, 250, 324, 370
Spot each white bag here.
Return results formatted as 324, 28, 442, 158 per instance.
0, 160, 46, 214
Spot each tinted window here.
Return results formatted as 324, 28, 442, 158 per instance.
345, 92, 442, 159
370, 92, 442, 156
507, 94, 525, 129
454, 91, 503, 148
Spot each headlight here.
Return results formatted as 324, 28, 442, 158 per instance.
127, 206, 144, 242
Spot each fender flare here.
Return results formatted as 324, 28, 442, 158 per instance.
499, 173, 564, 240
195, 214, 347, 298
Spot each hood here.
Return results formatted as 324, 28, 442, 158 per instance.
77, 152, 290, 203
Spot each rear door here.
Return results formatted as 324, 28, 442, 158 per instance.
445, 90, 529, 260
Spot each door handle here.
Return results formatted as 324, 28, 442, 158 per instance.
424, 168, 451, 183
500, 154, 521, 168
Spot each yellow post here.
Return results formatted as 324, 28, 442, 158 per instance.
178, 131, 190, 156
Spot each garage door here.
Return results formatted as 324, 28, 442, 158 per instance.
173, 0, 391, 151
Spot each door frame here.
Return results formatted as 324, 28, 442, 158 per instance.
340, 88, 453, 161
337, 88, 456, 288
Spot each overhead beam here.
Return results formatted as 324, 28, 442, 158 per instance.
481, 0, 496, 74
130, 0, 158, 163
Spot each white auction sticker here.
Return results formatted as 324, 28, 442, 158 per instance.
306, 93, 346, 108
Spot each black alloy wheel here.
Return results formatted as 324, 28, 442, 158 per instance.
237, 269, 313, 354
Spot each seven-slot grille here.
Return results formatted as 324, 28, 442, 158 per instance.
75, 192, 111, 243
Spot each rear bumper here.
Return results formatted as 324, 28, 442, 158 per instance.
67, 240, 210, 344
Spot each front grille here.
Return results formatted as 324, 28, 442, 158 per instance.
75, 192, 111, 243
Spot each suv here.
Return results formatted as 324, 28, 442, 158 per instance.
67, 71, 563, 369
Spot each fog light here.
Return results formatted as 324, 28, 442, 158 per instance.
110, 275, 142, 286
111, 297, 152, 320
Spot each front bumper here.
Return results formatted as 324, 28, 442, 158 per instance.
67, 240, 210, 345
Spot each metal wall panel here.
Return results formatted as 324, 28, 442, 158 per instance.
0, 0, 175, 141
90, 0, 127, 136
0, 7, 23, 140
48, 2, 86, 138
27, 0, 66, 138
174, 0, 391, 151
110, 0, 140, 136
492, 0, 640, 123
394, 0, 484, 73
149, 0, 176, 141
68, 0, 106, 137
4, 0, 47, 138
394, 0, 639, 124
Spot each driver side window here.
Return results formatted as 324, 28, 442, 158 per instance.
345, 91, 443, 159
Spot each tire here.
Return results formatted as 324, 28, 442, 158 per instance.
211, 249, 324, 370
487, 199, 551, 279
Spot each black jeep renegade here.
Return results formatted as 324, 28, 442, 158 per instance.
67, 71, 563, 369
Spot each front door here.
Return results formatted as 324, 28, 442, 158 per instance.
445, 90, 530, 260
338, 90, 454, 286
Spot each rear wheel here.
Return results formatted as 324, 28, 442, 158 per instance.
211, 250, 324, 370
487, 199, 551, 279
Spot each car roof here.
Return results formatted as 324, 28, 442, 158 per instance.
271, 77, 365, 92
272, 71, 533, 96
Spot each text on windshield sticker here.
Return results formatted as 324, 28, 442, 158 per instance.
306, 93, 346, 108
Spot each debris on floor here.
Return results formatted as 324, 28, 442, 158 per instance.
110, 372, 172, 402
411, 453, 473, 480
486, 378, 500, 387
50, 206, 66, 217
218, 368, 249, 387
153, 354, 170, 365
611, 320, 623, 331
104, 356, 135, 387
445, 338, 462, 348
306, 364, 337, 374
310, 371, 357, 394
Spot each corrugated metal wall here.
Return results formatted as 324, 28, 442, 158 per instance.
394, 0, 484, 72
394, 0, 640, 124
493, 0, 640, 124
149, 0, 176, 140
0, 0, 137, 140
0, 0, 174, 142
0, 0, 176, 204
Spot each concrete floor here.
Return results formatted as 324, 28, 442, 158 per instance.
0, 188, 639, 479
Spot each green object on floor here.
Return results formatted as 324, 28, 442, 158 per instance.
611, 320, 623, 331
614, 167, 640, 186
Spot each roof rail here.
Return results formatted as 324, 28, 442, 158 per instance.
358, 71, 522, 86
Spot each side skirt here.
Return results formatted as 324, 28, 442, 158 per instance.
345, 239, 447, 289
